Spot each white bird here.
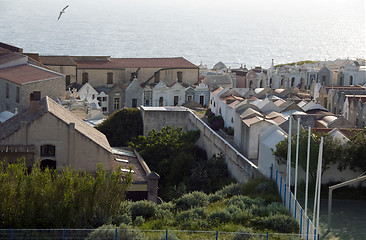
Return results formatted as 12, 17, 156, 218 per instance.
58, 5, 69, 20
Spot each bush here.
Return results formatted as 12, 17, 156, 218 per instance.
161, 232, 181, 240
216, 183, 243, 197
255, 214, 299, 233
112, 213, 132, 225
208, 193, 224, 203
224, 127, 234, 135
130, 200, 157, 220
175, 207, 206, 222
174, 191, 209, 211
226, 196, 264, 210
232, 228, 254, 240
86, 224, 143, 240
208, 210, 231, 224
133, 216, 145, 226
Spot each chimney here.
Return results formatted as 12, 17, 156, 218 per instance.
29, 93, 39, 113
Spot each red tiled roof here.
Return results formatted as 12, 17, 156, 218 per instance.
76, 57, 198, 69
0, 52, 25, 65
0, 64, 62, 85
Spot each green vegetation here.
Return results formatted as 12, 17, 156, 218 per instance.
274, 60, 318, 68
96, 108, 143, 146
94, 179, 298, 240
129, 126, 234, 201
0, 160, 132, 228
205, 108, 224, 130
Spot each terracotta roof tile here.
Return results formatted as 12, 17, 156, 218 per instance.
75, 57, 198, 69
0, 64, 62, 84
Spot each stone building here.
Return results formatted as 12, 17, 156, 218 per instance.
0, 53, 65, 113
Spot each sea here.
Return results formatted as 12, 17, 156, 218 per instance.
0, 0, 365, 69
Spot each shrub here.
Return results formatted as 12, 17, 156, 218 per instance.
133, 216, 145, 226
130, 200, 157, 220
255, 214, 299, 233
174, 191, 209, 211
175, 207, 206, 222
161, 232, 180, 240
208, 193, 223, 203
226, 196, 264, 210
224, 127, 234, 135
112, 213, 132, 225
216, 183, 242, 197
208, 210, 231, 224
86, 224, 143, 240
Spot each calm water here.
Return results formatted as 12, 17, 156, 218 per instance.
0, 0, 365, 68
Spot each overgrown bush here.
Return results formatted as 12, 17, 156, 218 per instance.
174, 191, 209, 211
208, 210, 231, 224
224, 127, 234, 135
133, 216, 145, 226
255, 214, 299, 233
216, 183, 243, 197
0, 160, 132, 228
130, 200, 157, 220
175, 207, 206, 222
232, 228, 254, 240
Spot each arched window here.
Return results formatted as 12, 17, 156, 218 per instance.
259, 80, 263, 88
249, 80, 253, 89
231, 117, 233, 123
350, 76, 353, 85
41, 145, 55, 157
269, 78, 273, 88
280, 79, 284, 88
219, 108, 222, 115
291, 77, 295, 87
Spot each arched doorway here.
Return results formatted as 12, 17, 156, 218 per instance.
40, 159, 56, 170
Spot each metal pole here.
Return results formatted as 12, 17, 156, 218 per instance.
327, 189, 333, 231
115, 228, 118, 240
284, 183, 287, 206
316, 137, 323, 239
166, 229, 168, 240
216, 230, 219, 240
270, 163, 273, 179
287, 115, 292, 187
10, 229, 13, 240
276, 170, 278, 186
295, 117, 300, 198
300, 208, 303, 236
307, 218, 309, 240
63, 228, 66, 240
305, 127, 311, 216
295, 199, 297, 218
280, 176, 282, 196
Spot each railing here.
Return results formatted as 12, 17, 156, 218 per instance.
271, 164, 318, 240
0, 228, 304, 240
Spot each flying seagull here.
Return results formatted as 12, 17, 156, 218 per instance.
58, 5, 69, 20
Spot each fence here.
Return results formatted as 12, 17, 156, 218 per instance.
0, 228, 305, 240
270, 164, 318, 240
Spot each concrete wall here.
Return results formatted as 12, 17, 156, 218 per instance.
77, 69, 126, 87
141, 107, 262, 182
0, 112, 113, 172
47, 65, 76, 86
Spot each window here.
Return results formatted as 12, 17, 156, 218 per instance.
6, 83, 9, 98
132, 98, 137, 108
159, 97, 164, 106
174, 96, 179, 106
33, 91, 41, 101
188, 95, 193, 102
269, 78, 273, 88
102, 97, 107, 101
231, 117, 233, 123
154, 72, 160, 83
219, 108, 222, 115
350, 76, 353, 85
97, 97, 102, 101
199, 95, 204, 106
16, 87, 19, 103
177, 71, 183, 83
107, 72, 113, 84
322, 75, 326, 85
145, 99, 150, 106
114, 98, 120, 110
291, 77, 295, 87
259, 80, 263, 88
249, 80, 253, 89
66, 75, 71, 87
102, 107, 107, 112
82, 72, 88, 84
41, 145, 56, 157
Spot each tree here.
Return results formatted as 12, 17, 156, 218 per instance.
272, 129, 344, 182
96, 108, 143, 147
342, 129, 366, 172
